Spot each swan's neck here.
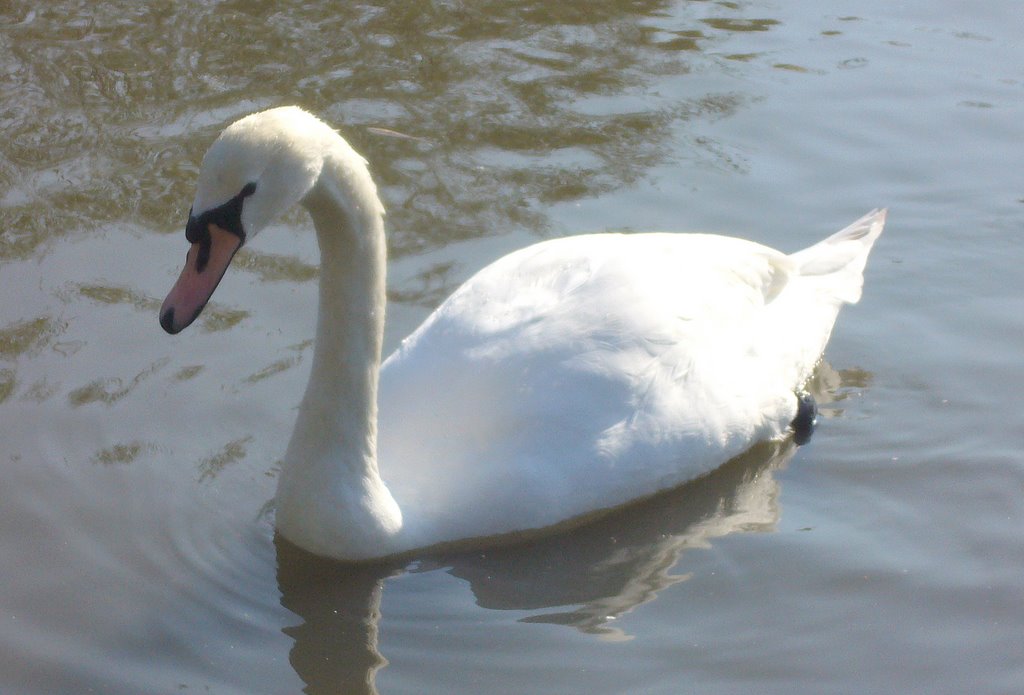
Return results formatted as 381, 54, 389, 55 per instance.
275, 151, 403, 559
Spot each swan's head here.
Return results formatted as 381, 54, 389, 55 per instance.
160, 106, 335, 334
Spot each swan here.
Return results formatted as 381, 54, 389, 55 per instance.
159, 106, 885, 561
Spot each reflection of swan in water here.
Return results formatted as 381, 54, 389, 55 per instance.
276, 423, 813, 692
433, 437, 797, 641
276, 553, 398, 695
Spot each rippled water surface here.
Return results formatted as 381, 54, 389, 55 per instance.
2, 1, 1023, 693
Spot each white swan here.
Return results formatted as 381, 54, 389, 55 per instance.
160, 106, 885, 561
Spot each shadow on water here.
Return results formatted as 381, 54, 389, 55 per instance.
276, 436, 798, 694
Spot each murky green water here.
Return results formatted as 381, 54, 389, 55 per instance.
2, 1, 1023, 693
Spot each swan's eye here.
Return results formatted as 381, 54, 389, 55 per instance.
184, 182, 258, 247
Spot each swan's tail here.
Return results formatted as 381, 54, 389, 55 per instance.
788, 208, 887, 304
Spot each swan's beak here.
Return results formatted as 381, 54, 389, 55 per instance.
160, 223, 242, 334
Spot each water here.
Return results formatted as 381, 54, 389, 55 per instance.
2, 1, 1023, 693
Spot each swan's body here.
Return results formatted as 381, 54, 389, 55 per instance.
160, 106, 885, 561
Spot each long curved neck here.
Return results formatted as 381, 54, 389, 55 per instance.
276, 149, 403, 560
302, 166, 387, 468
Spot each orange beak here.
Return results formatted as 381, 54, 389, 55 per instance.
160, 223, 242, 334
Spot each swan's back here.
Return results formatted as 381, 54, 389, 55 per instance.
378, 210, 885, 546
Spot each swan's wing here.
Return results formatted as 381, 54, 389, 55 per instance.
378, 233, 800, 538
